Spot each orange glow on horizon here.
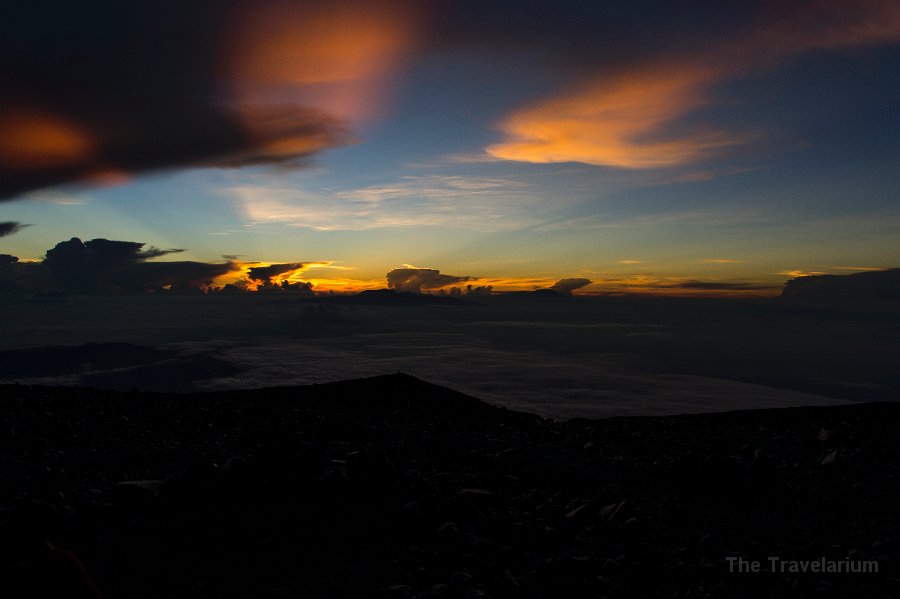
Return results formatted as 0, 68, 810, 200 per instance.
212, 261, 365, 291
207, 269, 781, 297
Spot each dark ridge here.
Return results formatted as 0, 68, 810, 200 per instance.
782, 268, 900, 303
3, 376, 900, 598
490, 289, 572, 302
0, 342, 174, 378
79, 353, 241, 393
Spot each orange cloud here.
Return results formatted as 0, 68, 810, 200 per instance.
488, 66, 740, 168
303, 277, 384, 293
488, 0, 900, 169
215, 260, 347, 291
1, 1, 422, 200
778, 270, 826, 278
224, 0, 421, 131
0, 109, 94, 170
832, 266, 886, 271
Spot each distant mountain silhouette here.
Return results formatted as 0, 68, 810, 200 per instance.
0, 343, 238, 391
782, 268, 900, 303
0, 343, 173, 378
492, 289, 573, 301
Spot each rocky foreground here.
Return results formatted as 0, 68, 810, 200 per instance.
1, 374, 899, 598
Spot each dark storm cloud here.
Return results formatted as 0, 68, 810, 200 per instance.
0, 0, 743, 200
44, 238, 184, 269
39, 237, 234, 292
5, 0, 898, 199
549, 278, 592, 295
247, 263, 305, 285
0, 1, 377, 200
386, 268, 472, 293
0, 222, 29, 238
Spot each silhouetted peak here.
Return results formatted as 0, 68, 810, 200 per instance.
782, 268, 900, 303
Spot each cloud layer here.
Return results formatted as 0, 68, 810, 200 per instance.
4, 0, 899, 202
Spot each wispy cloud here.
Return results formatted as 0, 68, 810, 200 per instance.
832, 266, 886, 272
528, 207, 765, 232
438, 152, 507, 165
487, 1, 900, 170
21, 190, 86, 205
778, 270, 827, 278
0, 222, 30, 238
229, 175, 547, 232
703, 258, 742, 264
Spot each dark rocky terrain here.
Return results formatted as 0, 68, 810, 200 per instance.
1, 374, 899, 598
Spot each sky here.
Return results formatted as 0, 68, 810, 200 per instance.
1, 0, 899, 295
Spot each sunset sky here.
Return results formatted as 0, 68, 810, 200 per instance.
1, 0, 899, 294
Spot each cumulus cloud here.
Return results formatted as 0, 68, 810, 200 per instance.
44, 238, 183, 270
465, 285, 493, 297
0, 222, 29, 238
247, 262, 306, 285
38, 237, 234, 292
386, 268, 473, 293
549, 278, 592, 295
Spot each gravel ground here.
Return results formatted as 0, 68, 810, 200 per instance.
1, 374, 899, 598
